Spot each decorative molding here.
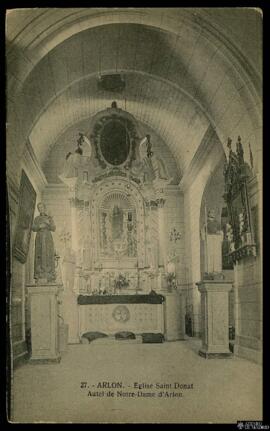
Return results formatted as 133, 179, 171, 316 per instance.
59, 225, 71, 250
156, 198, 166, 208
92, 169, 141, 185
165, 184, 183, 193
145, 200, 158, 210
169, 228, 181, 243
145, 198, 166, 210
203, 272, 225, 281
228, 244, 257, 263
112, 305, 130, 323
43, 183, 69, 191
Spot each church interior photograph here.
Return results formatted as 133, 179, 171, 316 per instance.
6, 7, 262, 424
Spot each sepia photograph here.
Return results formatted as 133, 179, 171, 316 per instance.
6, 7, 263, 424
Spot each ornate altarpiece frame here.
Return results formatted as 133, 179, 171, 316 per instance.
223, 137, 256, 263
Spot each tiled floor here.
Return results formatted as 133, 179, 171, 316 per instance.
11, 338, 262, 423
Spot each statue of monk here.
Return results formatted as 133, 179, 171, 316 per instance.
32, 202, 56, 283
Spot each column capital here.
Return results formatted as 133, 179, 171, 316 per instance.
197, 280, 233, 293
145, 199, 158, 210
69, 197, 89, 209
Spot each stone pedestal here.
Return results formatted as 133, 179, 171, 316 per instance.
163, 292, 185, 341
27, 284, 63, 363
197, 280, 232, 358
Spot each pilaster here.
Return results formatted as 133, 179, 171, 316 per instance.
197, 280, 233, 358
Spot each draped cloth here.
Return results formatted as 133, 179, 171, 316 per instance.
32, 215, 56, 282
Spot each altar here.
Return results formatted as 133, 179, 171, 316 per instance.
55, 103, 185, 345
78, 294, 165, 338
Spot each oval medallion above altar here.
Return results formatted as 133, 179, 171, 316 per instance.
100, 120, 130, 166
90, 104, 139, 170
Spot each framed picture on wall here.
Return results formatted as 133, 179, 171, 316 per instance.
13, 170, 36, 263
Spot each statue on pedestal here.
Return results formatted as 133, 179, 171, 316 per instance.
60, 133, 92, 180
201, 208, 223, 275
32, 202, 56, 283
138, 135, 172, 184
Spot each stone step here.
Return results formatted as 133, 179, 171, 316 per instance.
89, 335, 143, 345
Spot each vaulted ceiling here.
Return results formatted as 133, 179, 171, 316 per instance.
6, 8, 262, 185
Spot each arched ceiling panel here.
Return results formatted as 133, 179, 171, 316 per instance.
6, 8, 261, 80
6, 8, 262, 180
